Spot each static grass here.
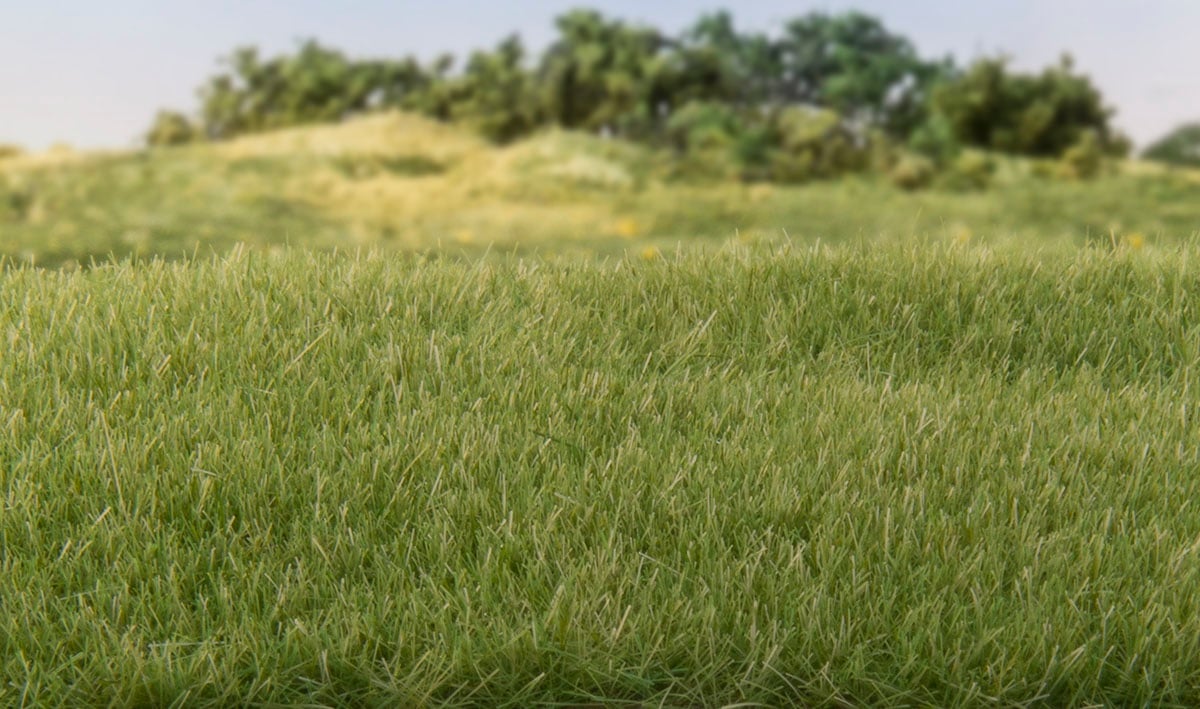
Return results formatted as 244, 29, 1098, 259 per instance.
3, 244, 1200, 706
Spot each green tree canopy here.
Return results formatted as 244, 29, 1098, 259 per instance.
448, 36, 542, 143
773, 12, 946, 135
197, 41, 436, 139
668, 11, 780, 108
1143, 123, 1200, 167
931, 56, 1126, 157
147, 5, 1129, 180
537, 9, 673, 137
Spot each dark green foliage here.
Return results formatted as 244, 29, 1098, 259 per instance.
931, 56, 1125, 158
1143, 122, 1200, 167
671, 11, 780, 108
144, 8, 1126, 186
0, 179, 33, 221
908, 114, 961, 166
537, 9, 671, 138
665, 103, 870, 183
449, 36, 542, 143
145, 111, 198, 147
194, 41, 439, 139
665, 101, 763, 180
774, 12, 946, 136
666, 101, 741, 152
201, 42, 373, 137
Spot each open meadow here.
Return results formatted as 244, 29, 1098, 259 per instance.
3, 115, 1200, 706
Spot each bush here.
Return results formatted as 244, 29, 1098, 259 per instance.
666, 101, 740, 152
663, 102, 746, 180
0, 178, 34, 222
888, 153, 936, 190
908, 114, 960, 166
931, 56, 1123, 158
938, 150, 996, 191
0, 144, 24, 160
1059, 129, 1104, 179
146, 111, 199, 147
768, 107, 868, 182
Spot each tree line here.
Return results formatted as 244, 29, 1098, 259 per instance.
147, 8, 1136, 184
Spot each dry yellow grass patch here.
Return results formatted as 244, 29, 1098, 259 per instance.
0, 144, 114, 172
212, 111, 488, 164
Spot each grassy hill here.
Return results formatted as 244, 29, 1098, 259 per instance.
2, 112, 1199, 267
5, 115, 1200, 705
3, 245, 1200, 705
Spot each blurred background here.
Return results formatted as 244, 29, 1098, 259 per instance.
2, 1, 1198, 265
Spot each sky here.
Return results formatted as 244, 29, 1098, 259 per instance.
2, 0, 1197, 151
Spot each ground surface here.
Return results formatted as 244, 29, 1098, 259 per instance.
3, 245, 1200, 706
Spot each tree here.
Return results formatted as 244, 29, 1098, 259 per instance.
372, 56, 440, 115
667, 11, 780, 108
931, 55, 1126, 157
449, 36, 543, 142
772, 12, 944, 135
1143, 123, 1200, 167
195, 40, 439, 139
537, 9, 671, 137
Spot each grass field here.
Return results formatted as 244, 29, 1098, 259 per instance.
4, 242, 1200, 706
3, 112, 1200, 268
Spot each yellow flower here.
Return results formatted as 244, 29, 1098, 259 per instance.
952, 225, 972, 246
454, 228, 475, 244
640, 246, 660, 260
1123, 232, 1146, 250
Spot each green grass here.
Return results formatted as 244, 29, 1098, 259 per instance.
4, 243, 1200, 706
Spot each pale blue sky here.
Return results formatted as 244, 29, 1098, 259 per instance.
2, 1, 1196, 150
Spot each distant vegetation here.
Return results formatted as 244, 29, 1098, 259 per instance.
3, 112, 1196, 268
1143, 123, 1200, 168
146, 8, 1128, 186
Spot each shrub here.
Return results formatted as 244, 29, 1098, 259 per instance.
908, 114, 960, 166
768, 107, 868, 182
938, 149, 996, 191
0, 144, 24, 160
1059, 129, 1104, 179
0, 178, 34, 222
666, 101, 740, 152
932, 56, 1124, 158
888, 153, 936, 190
146, 111, 199, 147
663, 102, 746, 180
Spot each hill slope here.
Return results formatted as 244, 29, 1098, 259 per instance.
2, 112, 1199, 266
